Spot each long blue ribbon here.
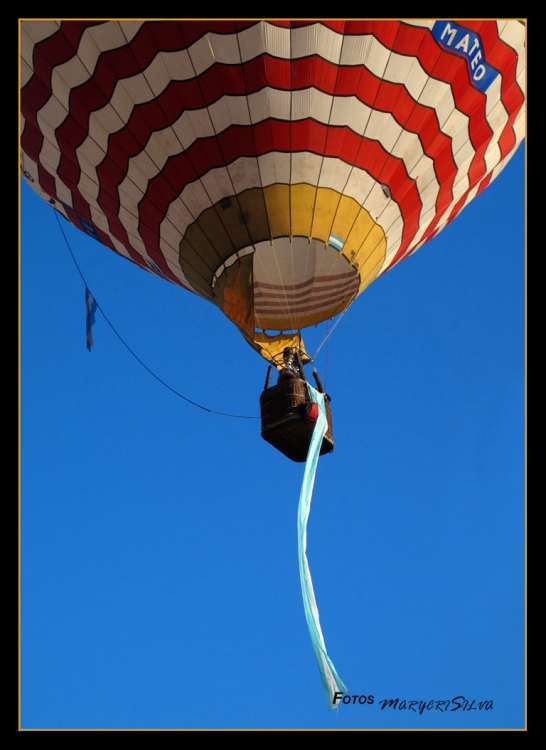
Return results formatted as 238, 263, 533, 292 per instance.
297, 385, 347, 708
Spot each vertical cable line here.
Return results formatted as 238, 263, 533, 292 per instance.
286, 21, 295, 333
311, 303, 352, 361
242, 22, 292, 330
287, 23, 302, 335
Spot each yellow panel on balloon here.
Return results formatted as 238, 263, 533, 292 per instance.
290, 183, 317, 239
263, 184, 290, 239
310, 188, 342, 243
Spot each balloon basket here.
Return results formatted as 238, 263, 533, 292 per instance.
259, 376, 334, 462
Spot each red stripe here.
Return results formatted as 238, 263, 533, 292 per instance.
457, 20, 524, 159
20, 22, 103, 171
45, 23, 255, 220
20, 121, 43, 165
26, 120, 420, 282
308, 19, 521, 130
256, 295, 354, 316
255, 282, 357, 300
476, 170, 493, 196
255, 271, 355, 292
36, 162, 56, 198
256, 280, 356, 298
255, 291, 357, 312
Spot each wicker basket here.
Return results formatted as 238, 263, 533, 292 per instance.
260, 376, 334, 462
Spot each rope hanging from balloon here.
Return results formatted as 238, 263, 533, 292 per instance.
53, 210, 259, 420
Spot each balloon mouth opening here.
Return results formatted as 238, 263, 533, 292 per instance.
211, 247, 254, 290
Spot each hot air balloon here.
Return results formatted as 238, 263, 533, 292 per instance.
19, 19, 526, 711
20, 19, 525, 461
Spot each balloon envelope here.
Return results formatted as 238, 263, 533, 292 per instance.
20, 20, 525, 361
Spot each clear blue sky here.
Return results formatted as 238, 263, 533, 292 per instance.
20, 143, 525, 730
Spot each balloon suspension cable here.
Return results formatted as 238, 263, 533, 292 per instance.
53, 211, 259, 420
324, 320, 329, 391
311, 305, 352, 361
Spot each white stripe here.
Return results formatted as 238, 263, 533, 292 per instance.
401, 20, 434, 30
497, 20, 526, 85
20, 22, 61, 87
329, 236, 343, 250
482, 75, 509, 175
20, 19, 60, 90
20, 19, 60, 45
512, 105, 525, 144
20, 56, 34, 88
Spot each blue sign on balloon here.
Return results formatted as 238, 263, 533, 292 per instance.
432, 21, 500, 93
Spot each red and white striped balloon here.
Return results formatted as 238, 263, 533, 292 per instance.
20, 20, 525, 360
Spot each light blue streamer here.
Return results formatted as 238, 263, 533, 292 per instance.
297, 384, 347, 709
